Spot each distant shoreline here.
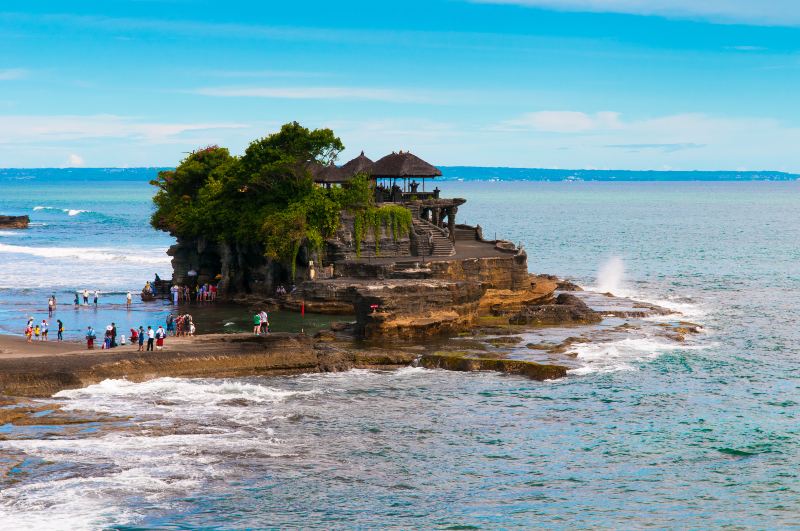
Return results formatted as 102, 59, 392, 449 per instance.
2, 167, 799, 182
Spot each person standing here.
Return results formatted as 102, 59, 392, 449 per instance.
86, 326, 96, 349
110, 322, 117, 348
166, 313, 174, 336
94, 290, 99, 306
48, 296, 54, 317
74, 291, 80, 307
57, 319, 63, 341
24, 323, 32, 343
253, 312, 261, 335
126, 291, 132, 308
34, 324, 40, 341
138, 326, 145, 351
83, 289, 89, 305
41, 320, 48, 341
259, 310, 269, 335
155, 326, 166, 350
146, 326, 155, 351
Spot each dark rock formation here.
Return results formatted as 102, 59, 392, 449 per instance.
508, 293, 602, 326
420, 351, 568, 381
0, 215, 29, 229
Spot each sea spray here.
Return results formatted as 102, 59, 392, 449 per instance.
596, 256, 625, 295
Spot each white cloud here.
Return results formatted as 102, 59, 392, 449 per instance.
192, 86, 434, 103
0, 114, 249, 144
66, 153, 84, 167
0, 68, 28, 80
472, 0, 800, 26
487, 110, 800, 170
500, 111, 621, 133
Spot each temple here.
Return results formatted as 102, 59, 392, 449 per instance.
308, 150, 487, 263
169, 149, 528, 339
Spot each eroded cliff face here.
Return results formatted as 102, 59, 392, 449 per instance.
168, 237, 299, 298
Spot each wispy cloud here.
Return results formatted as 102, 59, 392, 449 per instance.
0, 68, 28, 80
605, 142, 706, 153
0, 114, 249, 144
471, 0, 800, 27
192, 86, 437, 103
498, 111, 622, 133
202, 70, 328, 79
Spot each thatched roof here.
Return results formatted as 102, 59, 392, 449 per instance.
306, 161, 348, 184
340, 151, 374, 177
371, 151, 441, 178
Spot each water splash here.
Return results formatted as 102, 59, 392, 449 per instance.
596, 256, 625, 295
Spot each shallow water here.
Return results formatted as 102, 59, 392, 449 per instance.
2, 176, 800, 528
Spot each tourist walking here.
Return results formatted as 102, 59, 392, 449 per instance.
57, 319, 63, 341
138, 326, 145, 351
86, 326, 96, 349
253, 312, 261, 335
146, 326, 155, 351
155, 326, 166, 350
126, 291, 132, 308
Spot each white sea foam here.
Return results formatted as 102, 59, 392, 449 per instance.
0, 243, 170, 265
0, 430, 283, 530
567, 336, 712, 375
0, 230, 21, 237
33, 206, 90, 216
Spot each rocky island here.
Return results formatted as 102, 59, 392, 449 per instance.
0, 215, 29, 229
0, 122, 698, 401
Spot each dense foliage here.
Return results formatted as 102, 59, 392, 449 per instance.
151, 122, 412, 275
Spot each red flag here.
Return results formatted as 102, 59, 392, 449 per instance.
301, 302, 305, 317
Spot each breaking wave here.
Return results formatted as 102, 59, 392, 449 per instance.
33, 206, 90, 217
568, 337, 713, 375
0, 243, 170, 265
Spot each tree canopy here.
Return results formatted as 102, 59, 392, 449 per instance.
151, 122, 392, 273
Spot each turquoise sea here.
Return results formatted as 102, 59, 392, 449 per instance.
1, 170, 800, 529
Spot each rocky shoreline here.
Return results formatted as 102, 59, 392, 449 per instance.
0, 215, 29, 229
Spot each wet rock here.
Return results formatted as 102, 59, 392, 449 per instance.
556, 279, 583, 291
420, 351, 568, 381
0, 215, 29, 229
508, 293, 602, 326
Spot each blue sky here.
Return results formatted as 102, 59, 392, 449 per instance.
2, 0, 800, 170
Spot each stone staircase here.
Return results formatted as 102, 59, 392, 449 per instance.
411, 217, 455, 257
454, 226, 478, 241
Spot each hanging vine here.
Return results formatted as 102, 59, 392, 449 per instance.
352, 205, 412, 257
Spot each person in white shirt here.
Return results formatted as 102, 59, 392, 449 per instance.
94, 290, 99, 306
83, 289, 89, 305
126, 291, 132, 308
146, 326, 155, 351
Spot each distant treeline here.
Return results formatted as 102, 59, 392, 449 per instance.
439, 166, 800, 181
2, 166, 799, 182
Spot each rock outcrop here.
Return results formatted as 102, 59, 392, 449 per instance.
508, 293, 602, 326
0, 333, 417, 397
0, 215, 29, 229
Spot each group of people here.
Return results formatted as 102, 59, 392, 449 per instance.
73, 289, 102, 307
274, 284, 296, 298
253, 310, 270, 335
169, 283, 218, 305
85, 318, 176, 351
166, 313, 195, 336
24, 317, 63, 342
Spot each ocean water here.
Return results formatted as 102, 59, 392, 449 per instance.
2, 174, 800, 529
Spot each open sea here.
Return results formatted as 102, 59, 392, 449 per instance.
1, 169, 800, 529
